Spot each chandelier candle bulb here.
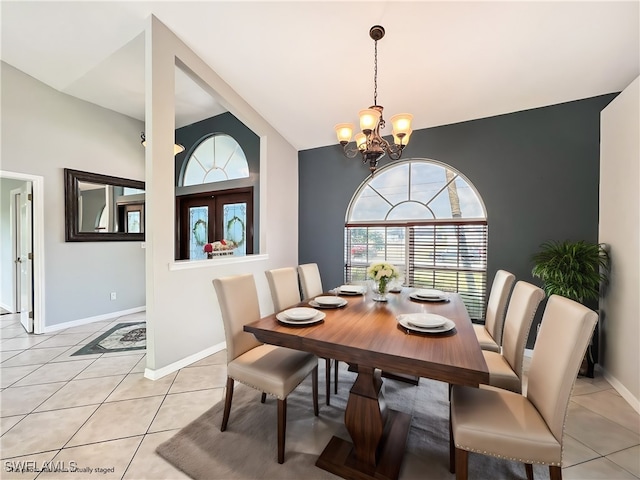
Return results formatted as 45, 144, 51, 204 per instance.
390, 113, 413, 135
335, 124, 354, 144
355, 133, 367, 151
359, 108, 381, 133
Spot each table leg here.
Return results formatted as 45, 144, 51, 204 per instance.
345, 366, 386, 466
316, 366, 412, 480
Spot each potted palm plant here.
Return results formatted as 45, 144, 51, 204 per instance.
532, 240, 609, 376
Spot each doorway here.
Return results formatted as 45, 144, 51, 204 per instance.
0, 171, 45, 333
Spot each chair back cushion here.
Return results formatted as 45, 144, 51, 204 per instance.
527, 295, 598, 442
484, 270, 516, 346
501, 281, 545, 379
213, 274, 262, 362
266, 267, 301, 312
298, 263, 323, 299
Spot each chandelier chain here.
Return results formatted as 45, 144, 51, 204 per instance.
373, 39, 378, 106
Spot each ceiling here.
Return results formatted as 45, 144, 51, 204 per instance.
2, 1, 638, 151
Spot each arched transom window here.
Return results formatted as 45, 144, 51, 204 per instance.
182, 133, 249, 186
345, 159, 488, 319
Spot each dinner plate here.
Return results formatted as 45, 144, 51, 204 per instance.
409, 292, 449, 302
338, 285, 366, 295
401, 313, 448, 328
314, 296, 346, 306
397, 315, 455, 334
281, 307, 318, 321
276, 310, 326, 325
310, 297, 347, 308
414, 288, 446, 299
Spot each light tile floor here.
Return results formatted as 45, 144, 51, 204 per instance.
1, 312, 638, 479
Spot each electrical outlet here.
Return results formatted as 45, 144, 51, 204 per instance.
110, 292, 117, 300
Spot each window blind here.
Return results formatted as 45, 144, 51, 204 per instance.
345, 221, 488, 320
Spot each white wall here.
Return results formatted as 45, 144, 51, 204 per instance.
143, 17, 299, 377
0, 178, 27, 311
1, 62, 146, 328
599, 75, 640, 412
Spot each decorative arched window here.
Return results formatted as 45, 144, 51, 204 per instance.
182, 133, 249, 186
345, 159, 488, 319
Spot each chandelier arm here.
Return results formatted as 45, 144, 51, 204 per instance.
342, 143, 359, 158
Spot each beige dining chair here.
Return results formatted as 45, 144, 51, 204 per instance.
450, 295, 598, 480
473, 269, 516, 353
482, 281, 545, 393
297, 263, 324, 299
296, 263, 341, 401
266, 266, 335, 405
213, 273, 319, 464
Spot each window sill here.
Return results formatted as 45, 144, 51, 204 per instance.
169, 254, 269, 271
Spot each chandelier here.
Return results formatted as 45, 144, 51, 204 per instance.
140, 132, 185, 156
334, 25, 413, 174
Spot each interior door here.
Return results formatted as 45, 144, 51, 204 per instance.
15, 183, 33, 332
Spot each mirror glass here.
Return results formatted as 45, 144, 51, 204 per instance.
65, 169, 145, 241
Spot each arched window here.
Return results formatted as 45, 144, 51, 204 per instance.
345, 159, 488, 319
182, 133, 249, 186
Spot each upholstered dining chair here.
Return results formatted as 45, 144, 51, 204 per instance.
450, 295, 598, 480
473, 269, 516, 353
297, 263, 324, 299
296, 263, 341, 402
298, 263, 338, 405
265, 266, 334, 405
265, 267, 302, 314
482, 281, 545, 393
213, 273, 319, 464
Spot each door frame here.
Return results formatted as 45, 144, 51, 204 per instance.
1, 170, 45, 334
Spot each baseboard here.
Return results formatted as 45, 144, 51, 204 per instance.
42, 306, 146, 333
601, 368, 640, 414
0, 301, 15, 313
144, 341, 226, 380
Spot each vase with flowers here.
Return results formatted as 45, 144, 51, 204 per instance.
203, 239, 236, 259
367, 262, 399, 302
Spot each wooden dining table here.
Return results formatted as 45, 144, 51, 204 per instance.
244, 288, 489, 480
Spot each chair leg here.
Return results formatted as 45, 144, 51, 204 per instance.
455, 448, 468, 480
325, 358, 331, 405
525, 463, 534, 480
549, 465, 562, 480
261, 392, 267, 403
312, 365, 319, 416
221, 376, 234, 432
334, 359, 339, 394
449, 404, 455, 473
277, 398, 287, 464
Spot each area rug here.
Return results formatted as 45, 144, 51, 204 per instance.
71, 322, 145, 356
156, 363, 555, 480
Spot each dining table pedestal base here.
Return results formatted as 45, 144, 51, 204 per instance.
315, 409, 411, 480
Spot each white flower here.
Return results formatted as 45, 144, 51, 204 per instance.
367, 262, 398, 281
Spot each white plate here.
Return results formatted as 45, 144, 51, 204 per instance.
397, 316, 455, 334
400, 313, 447, 328
276, 311, 326, 325
338, 285, 365, 295
309, 300, 347, 309
314, 296, 346, 306
414, 289, 446, 299
282, 307, 318, 321
409, 292, 448, 302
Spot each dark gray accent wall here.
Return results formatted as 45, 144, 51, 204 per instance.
299, 94, 617, 346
